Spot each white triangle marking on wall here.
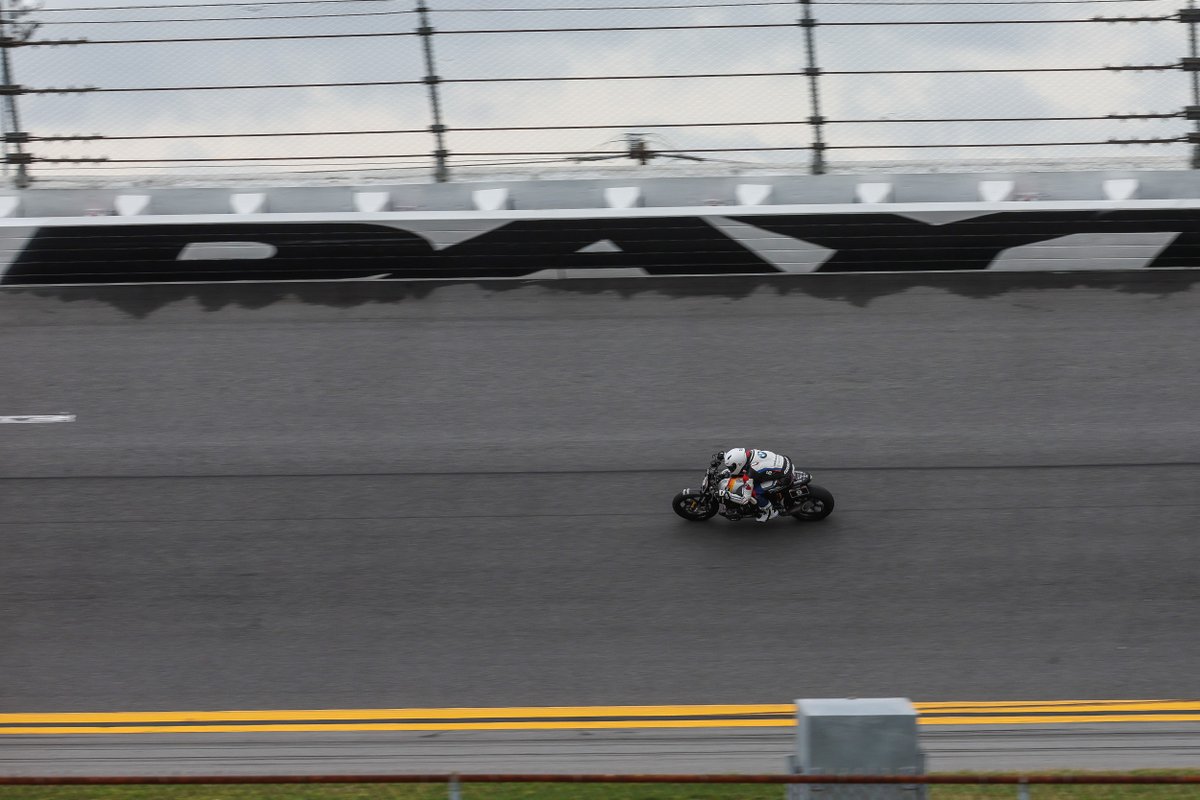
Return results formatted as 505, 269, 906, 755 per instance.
577, 239, 623, 254
392, 220, 511, 251
895, 209, 998, 226
705, 216, 834, 273
990, 231, 1179, 271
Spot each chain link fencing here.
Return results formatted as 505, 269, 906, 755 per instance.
0, 0, 1196, 184
5, 775, 1200, 799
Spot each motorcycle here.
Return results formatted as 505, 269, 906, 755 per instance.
672, 461, 835, 523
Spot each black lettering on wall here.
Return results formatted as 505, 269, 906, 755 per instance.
1, 223, 440, 284
437, 217, 774, 276
1, 217, 774, 285
729, 209, 1200, 272
3, 209, 1199, 285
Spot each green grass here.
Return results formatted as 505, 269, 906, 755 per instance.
3, 775, 1200, 800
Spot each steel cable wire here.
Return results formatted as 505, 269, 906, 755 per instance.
27, 0, 1177, 11
53, 16, 1176, 44
47, 64, 1172, 94
28, 112, 1182, 142
33, 137, 1185, 164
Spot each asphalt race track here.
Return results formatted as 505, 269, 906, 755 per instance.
2, 272, 1199, 771
6, 724, 1200, 775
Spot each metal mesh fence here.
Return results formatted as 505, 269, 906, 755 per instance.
5, 777, 1200, 799
447, 783, 1200, 799
0, 0, 1195, 184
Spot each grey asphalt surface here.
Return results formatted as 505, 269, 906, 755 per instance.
2, 272, 1199, 771
6, 724, 1200, 775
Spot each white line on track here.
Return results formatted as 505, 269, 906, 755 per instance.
0, 413, 75, 423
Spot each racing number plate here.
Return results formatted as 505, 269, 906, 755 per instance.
789, 486, 810, 499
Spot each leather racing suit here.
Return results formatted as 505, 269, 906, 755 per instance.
716, 448, 795, 521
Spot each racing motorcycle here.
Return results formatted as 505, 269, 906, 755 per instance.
672, 461, 835, 523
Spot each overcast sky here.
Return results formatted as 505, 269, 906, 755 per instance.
3, 0, 1190, 179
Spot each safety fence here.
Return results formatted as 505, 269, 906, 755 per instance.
1, 0, 1199, 185
4, 774, 1200, 798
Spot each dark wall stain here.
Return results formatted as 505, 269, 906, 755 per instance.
5, 270, 1200, 320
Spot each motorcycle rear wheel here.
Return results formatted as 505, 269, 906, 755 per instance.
791, 484, 835, 521
672, 490, 718, 521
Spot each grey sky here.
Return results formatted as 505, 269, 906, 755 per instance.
3, 0, 1190, 179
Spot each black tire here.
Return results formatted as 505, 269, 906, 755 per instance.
672, 490, 717, 521
791, 484, 835, 521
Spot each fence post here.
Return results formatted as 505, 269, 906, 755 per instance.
1017, 776, 1030, 800
1188, 0, 1200, 168
448, 773, 462, 800
797, 0, 826, 175
415, 1, 450, 182
0, 0, 30, 188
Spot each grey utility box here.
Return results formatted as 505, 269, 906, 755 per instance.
787, 698, 926, 800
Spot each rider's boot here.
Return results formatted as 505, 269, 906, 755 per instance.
755, 502, 778, 523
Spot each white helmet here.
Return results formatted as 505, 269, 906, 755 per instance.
721, 448, 749, 475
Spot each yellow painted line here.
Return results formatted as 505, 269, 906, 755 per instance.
919, 700, 1200, 711
0, 704, 793, 725
918, 699, 1178, 707
3, 702, 1199, 735
9, 714, 1200, 735
925, 709, 1200, 716
921, 714, 1200, 726
6, 701, 1198, 726
0, 719, 792, 735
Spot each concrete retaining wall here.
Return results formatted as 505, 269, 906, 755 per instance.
2, 171, 1199, 284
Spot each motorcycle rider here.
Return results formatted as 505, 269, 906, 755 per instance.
712, 448, 795, 522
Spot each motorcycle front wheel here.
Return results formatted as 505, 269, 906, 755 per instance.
672, 490, 718, 521
791, 484, 835, 521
